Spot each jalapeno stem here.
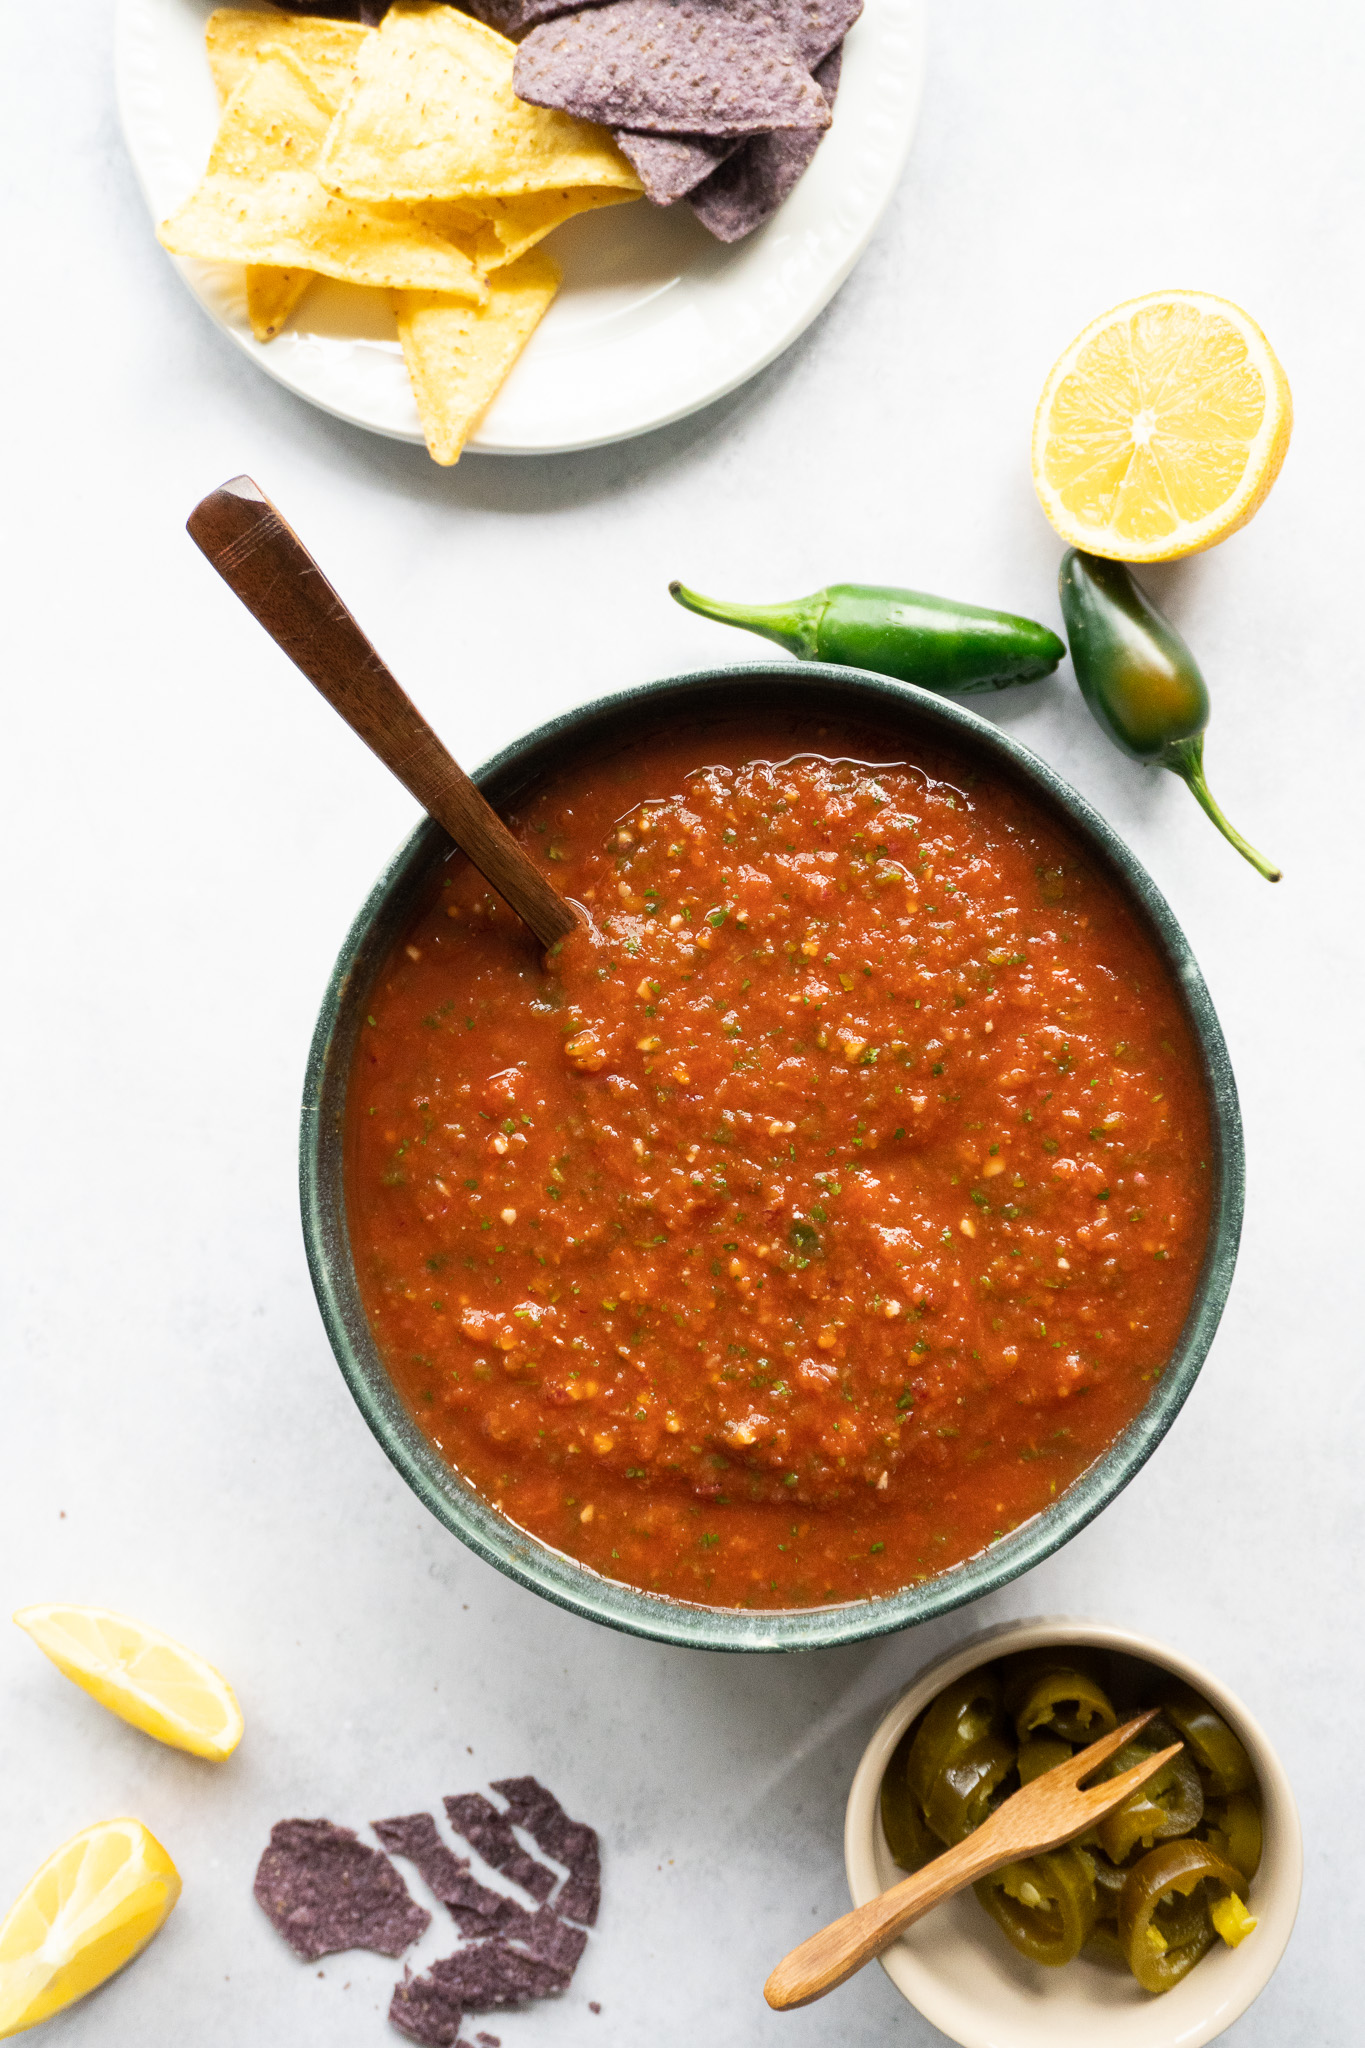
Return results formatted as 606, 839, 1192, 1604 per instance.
1166, 737, 1281, 884
668, 581, 827, 659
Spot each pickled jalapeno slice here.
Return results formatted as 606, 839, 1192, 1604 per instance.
1016, 1735, 1072, 1786
1201, 1791, 1263, 1881
973, 1847, 1099, 1967
1002, 1653, 1119, 1746
906, 1669, 1005, 1816
1117, 1839, 1247, 1994
880, 1722, 938, 1873
923, 1732, 1015, 1846
1161, 1689, 1255, 1797
1096, 1721, 1203, 1863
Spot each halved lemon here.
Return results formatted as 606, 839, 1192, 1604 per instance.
1031, 290, 1292, 561
14, 1606, 244, 1761
0, 1818, 180, 2039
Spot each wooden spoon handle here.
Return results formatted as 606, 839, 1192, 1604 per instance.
186, 475, 578, 951
764, 1828, 1004, 2010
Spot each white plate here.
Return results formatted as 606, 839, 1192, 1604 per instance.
115, 0, 925, 454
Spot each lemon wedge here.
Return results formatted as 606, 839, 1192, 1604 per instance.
14, 1605, 244, 1761
1032, 289, 1292, 561
0, 1818, 180, 2039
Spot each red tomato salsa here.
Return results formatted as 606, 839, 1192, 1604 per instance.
345, 715, 1212, 1609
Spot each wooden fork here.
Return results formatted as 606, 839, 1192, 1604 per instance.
765, 1710, 1176, 2010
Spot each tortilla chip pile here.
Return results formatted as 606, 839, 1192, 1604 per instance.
254, 1777, 601, 2048
224, 0, 859, 237
160, 4, 642, 461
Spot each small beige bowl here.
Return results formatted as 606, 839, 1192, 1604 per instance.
844, 1619, 1301, 2048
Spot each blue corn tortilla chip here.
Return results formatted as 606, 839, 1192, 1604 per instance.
254, 1819, 430, 1962
389, 1967, 465, 2047
775, 0, 860, 64
399, 1907, 585, 2018
610, 0, 858, 203
613, 131, 741, 205
514, 0, 832, 137
443, 1795, 556, 1902
490, 1776, 601, 1927
514, 1905, 589, 1976
373, 1814, 536, 1938
689, 40, 840, 240
457, 0, 609, 37
425, 1937, 565, 2008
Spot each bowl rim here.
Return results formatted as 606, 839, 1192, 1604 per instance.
843, 1616, 1303, 2048
299, 661, 1244, 1653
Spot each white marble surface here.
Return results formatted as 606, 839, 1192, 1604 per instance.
1, 3, 1359, 2043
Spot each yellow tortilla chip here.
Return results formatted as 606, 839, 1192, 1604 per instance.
245, 263, 314, 340
318, 2, 642, 203
206, 9, 369, 108
416, 186, 638, 269
207, 9, 371, 330
393, 248, 561, 464
160, 46, 488, 300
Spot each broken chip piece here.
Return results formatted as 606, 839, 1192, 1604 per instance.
373, 1812, 536, 1937
253, 1819, 430, 1962
442, 1793, 557, 1901
688, 41, 842, 242
490, 1775, 602, 1926
389, 1967, 466, 2047
406, 1925, 575, 2012
514, 0, 833, 137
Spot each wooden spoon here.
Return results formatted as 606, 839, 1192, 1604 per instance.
186, 475, 579, 951
765, 1709, 1177, 2010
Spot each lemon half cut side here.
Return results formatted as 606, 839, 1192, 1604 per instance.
0, 1818, 180, 2039
1032, 290, 1292, 562
13, 1605, 244, 1761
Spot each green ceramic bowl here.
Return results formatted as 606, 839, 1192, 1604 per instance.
301, 665, 1242, 1652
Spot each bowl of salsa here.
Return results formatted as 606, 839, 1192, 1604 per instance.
301, 664, 1242, 1650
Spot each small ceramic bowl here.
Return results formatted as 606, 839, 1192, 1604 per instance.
302, 665, 1243, 1652
844, 1618, 1302, 2048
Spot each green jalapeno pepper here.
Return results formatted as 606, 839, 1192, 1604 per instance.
669, 581, 1066, 695
974, 1847, 1098, 1967
1160, 1690, 1254, 1797
1084, 1923, 1128, 1968
1201, 1792, 1263, 1881
1006, 1662, 1118, 1747
1087, 1847, 1129, 1923
923, 1732, 1016, 1846
1017, 1735, 1072, 1786
1117, 1839, 1246, 1994
1058, 549, 1280, 882
906, 1668, 1004, 1815
880, 1722, 939, 1873
1096, 1721, 1203, 1863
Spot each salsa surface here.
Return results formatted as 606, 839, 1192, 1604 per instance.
345, 716, 1212, 1609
